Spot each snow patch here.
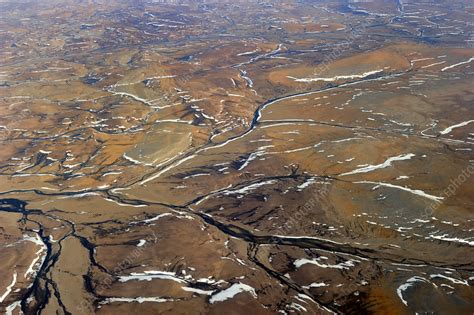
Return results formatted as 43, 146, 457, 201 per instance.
209, 282, 257, 303
341, 153, 415, 176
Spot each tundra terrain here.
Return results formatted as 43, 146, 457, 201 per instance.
0, 0, 473, 314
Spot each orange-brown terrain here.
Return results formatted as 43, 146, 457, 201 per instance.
0, 0, 473, 314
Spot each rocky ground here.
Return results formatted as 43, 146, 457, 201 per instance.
0, 0, 473, 314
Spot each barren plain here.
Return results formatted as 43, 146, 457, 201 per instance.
0, 0, 473, 314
